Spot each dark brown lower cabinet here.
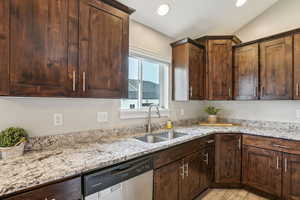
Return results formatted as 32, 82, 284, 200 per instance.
154, 160, 181, 200
215, 134, 241, 184
283, 153, 300, 200
5, 177, 81, 200
199, 145, 215, 192
243, 146, 282, 198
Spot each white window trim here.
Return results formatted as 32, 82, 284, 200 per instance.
120, 51, 170, 119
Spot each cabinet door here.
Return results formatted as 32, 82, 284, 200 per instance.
154, 160, 181, 200
207, 40, 233, 100
180, 152, 202, 200
0, 0, 9, 95
215, 134, 241, 184
10, 0, 77, 97
79, 0, 129, 98
283, 153, 300, 200
243, 146, 282, 197
294, 34, 300, 100
5, 177, 81, 200
260, 36, 293, 100
189, 43, 205, 100
234, 43, 259, 100
199, 145, 215, 192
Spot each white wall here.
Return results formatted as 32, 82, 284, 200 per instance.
235, 0, 300, 42
0, 20, 204, 137
209, 0, 300, 123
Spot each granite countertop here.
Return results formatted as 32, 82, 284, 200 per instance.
1, 125, 300, 197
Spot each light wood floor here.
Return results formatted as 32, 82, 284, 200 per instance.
195, 189, 269, 200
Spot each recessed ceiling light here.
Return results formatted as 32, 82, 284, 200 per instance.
157, 4, 170, 16
236, 0, 247, 7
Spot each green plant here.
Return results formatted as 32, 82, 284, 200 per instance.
0, 127, 28, 147
204, 105, 221, 115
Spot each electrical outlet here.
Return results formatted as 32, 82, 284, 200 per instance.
97, 112, 108, 122
296, 110, 300, 119
180, 109, 185, 116
54, 113, 63, 126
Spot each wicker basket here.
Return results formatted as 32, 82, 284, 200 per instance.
0, 142, 25, 160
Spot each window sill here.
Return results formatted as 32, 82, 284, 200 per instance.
119, 109, 170, 119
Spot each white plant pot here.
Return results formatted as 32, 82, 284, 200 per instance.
0, 142, 25, 160
208, 115, 217, 123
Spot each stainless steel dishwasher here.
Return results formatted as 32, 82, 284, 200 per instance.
84, 156, 153, 200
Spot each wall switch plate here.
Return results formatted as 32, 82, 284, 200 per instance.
180, 109, 185, 116
54, 113, 63, 126
296, 110, 300, 119
97, 112, 108, 122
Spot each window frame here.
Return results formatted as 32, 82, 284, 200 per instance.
121, 53, 169, 112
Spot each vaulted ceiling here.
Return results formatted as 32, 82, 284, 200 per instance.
118, 0, 278, 39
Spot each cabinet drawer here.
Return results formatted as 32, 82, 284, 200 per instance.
5, 177, 82, 200
243, 134, 300, 154
154, 135, 214, 169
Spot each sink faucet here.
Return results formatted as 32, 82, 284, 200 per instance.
147, 104, 161, 133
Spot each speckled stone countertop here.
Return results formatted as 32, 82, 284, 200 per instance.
1, 124, 300, 197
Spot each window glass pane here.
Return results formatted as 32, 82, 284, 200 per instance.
121, 57, 139, 109
142, 60, 160, 107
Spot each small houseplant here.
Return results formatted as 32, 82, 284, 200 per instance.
204, 105, 221, 123
0, 127, 28, 160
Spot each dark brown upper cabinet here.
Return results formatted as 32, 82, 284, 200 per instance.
79, 0, 130, 98
282, 153, 300, 200
215, 134, 241, 185
196, 36, 241, 100
294, 33, 300, 100
0, 0, 134, 98
0, 0, 9, 95
243, 146, 282, 198
234, 43, 259, 100
260, 36, 293, 100
171, 38, 205, 101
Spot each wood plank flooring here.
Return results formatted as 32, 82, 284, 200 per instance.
196, 189, 269, 200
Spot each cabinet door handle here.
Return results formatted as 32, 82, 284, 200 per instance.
285, 158, 288, 173
190, 87, 193, 97
72, 71, 76, 91
276, 157, 279, 169
261, 86, 264, 96
228, 87, 231, 97
185, 163, 189, 177
238, 138, 241, 150
207, 140, 214, 144
83, 72, 86, 92
180, 164, 185, 179
203, 153, 209, 165
297, 83, 299, 96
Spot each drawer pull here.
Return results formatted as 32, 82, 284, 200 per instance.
285, 158, 288, 173
185, 163, 189, 177
180, 164, 185, 179
276, 157, 279, 169
272, 144, 290, 149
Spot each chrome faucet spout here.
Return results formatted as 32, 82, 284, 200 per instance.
147, 104, 161, 133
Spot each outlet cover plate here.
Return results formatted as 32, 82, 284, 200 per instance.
97, 112, 108, 122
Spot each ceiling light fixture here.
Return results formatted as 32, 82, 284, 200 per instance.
157, 4, 170, 16
236, 0, 247, 7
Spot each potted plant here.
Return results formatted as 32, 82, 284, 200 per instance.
204, 105, 221, 123
0, 127, 28, 160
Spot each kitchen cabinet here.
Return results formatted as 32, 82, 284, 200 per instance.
171, 38, 205, 101
283, 153, 300, 200
234, 43, 259, 100
242, 145, 282, 197
9, 0, 75, 97
0, 0, 9, 95
154, 136, 215, 200
260, 36, 293, 100
294, 33, 300, 100
0, 0, 133, 98
199, 145, 215, 192
5, 177, 81, 200
195, 36, 241, 100
215, 134, 241, 184
79, 0, 130, 98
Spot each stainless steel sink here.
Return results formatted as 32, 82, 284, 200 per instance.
135, 131, 188, 143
